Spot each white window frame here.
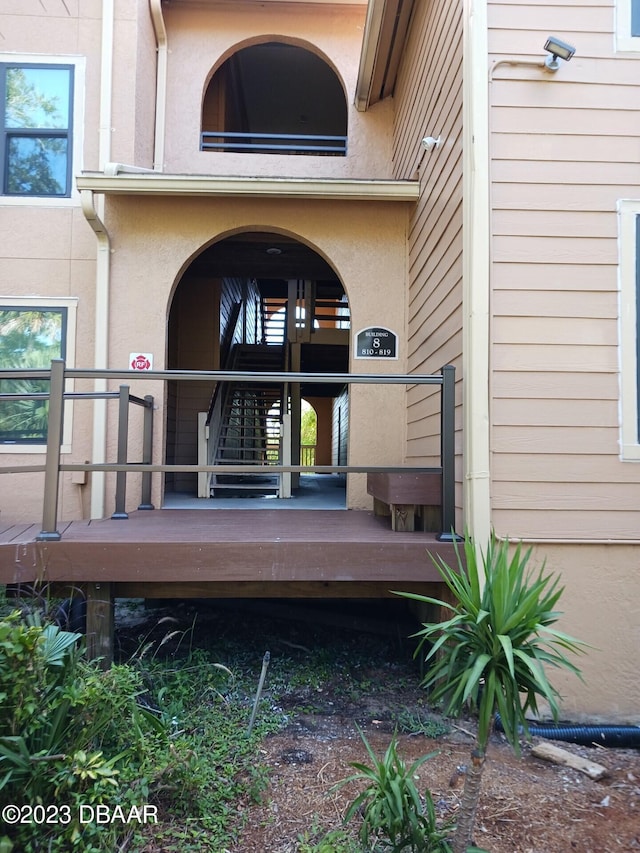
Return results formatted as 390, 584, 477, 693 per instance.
0, 296, 77, 454
616, 0, 640, 51
0, 53, 85, 207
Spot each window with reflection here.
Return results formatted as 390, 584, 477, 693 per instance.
1, 64, 73, 196
0, 307, 66, 443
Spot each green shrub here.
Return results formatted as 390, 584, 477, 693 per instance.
125, 648, 282, 850
395, 708, 450, 740
335, 728, 452, 852
0, 611, 165, 851
297, 824, 362, 852
396, 533, 586, 853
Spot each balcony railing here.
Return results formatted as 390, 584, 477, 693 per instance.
0, 362, 458, 541
300, 444, 316, 467
201, 131, 348, 156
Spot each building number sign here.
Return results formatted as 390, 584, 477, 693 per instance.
354, 327, 398, 360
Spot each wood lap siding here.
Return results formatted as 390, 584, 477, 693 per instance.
220, 278, 261, 348
332, 388, 348, 467
167, 279, 219, 493
489, 0, 640, 538
392, 0, 464, 483
220, 278, 245, 349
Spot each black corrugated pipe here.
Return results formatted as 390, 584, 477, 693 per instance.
494, 715, 640, 749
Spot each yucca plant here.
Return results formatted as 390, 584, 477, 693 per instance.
397, 533, 586, 853
336, 727, 452, 852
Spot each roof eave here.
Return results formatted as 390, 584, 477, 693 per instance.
355, 0, 415, 112
76, 173, 420, 202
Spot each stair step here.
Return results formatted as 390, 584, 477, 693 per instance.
216, 456, 271, 460
211, 482, 279, 491
207, 345, 285, 498
219, 441, 271, 447
223, 413, 275, 419
217, 440, 270, 448
220, 426, 272, 434
215, 459, 271, 464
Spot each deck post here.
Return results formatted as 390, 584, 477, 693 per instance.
112, 385, 129, 519
437, 365, 460, 542
280, 413, 292, 498
85, 582, 114, 668
197, 411, 208, 498
138, 394, 155, 510
37, 359, 65, 541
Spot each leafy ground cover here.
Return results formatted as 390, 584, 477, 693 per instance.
116, 598, 640, 853
1, 594, 639, 852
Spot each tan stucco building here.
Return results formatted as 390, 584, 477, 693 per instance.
1, 0, 639, 721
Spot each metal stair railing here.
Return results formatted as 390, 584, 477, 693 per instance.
206, 344, 244, 494
311, 296, 350, 329
261, 295, 287, 345
204, 300, 243, 432
203, 302, 245, 495
208, 343, 286, 495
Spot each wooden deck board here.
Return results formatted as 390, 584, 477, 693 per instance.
0, 509, 457, 591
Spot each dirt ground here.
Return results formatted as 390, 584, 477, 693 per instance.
118, 599, 640, 853
230, 720, 640, 852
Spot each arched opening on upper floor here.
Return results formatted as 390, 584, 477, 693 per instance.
201, 41, 348, 156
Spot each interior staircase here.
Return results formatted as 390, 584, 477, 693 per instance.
208, 343, 285, 496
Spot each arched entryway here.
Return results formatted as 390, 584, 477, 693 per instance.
165, 231, 349, 506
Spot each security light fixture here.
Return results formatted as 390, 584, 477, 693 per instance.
543, 36, 576, 71
421, 136, 442, 151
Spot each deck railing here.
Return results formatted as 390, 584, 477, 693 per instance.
0, 362, 458, 542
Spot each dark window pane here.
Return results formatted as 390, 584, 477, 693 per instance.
5, 66, 70, 129
6, 136, 68, 195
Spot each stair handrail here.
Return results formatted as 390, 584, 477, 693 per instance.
206, 301, 243, 427
203, 302, 245, 492
205, 343, 245, 494
222, 302, 243, 366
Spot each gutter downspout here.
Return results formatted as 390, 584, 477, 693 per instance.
149, 0, 167, 171
462, 0, 491, 559
85, 0, 114, 519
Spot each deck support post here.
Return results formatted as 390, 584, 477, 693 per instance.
112, 385, 129, 519
37, 359, 65, 541
197, 411, 208, 498
391, 504, 416, 532
437, 365, 461, 542
280, 413, 292, 498
289, 340, 302, 489
85, 582, 114, 668
138, 394, 155, 510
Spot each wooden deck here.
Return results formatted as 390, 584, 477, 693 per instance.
0, 508, 457, 598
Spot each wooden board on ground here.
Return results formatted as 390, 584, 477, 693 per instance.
531, 741, 609, 780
